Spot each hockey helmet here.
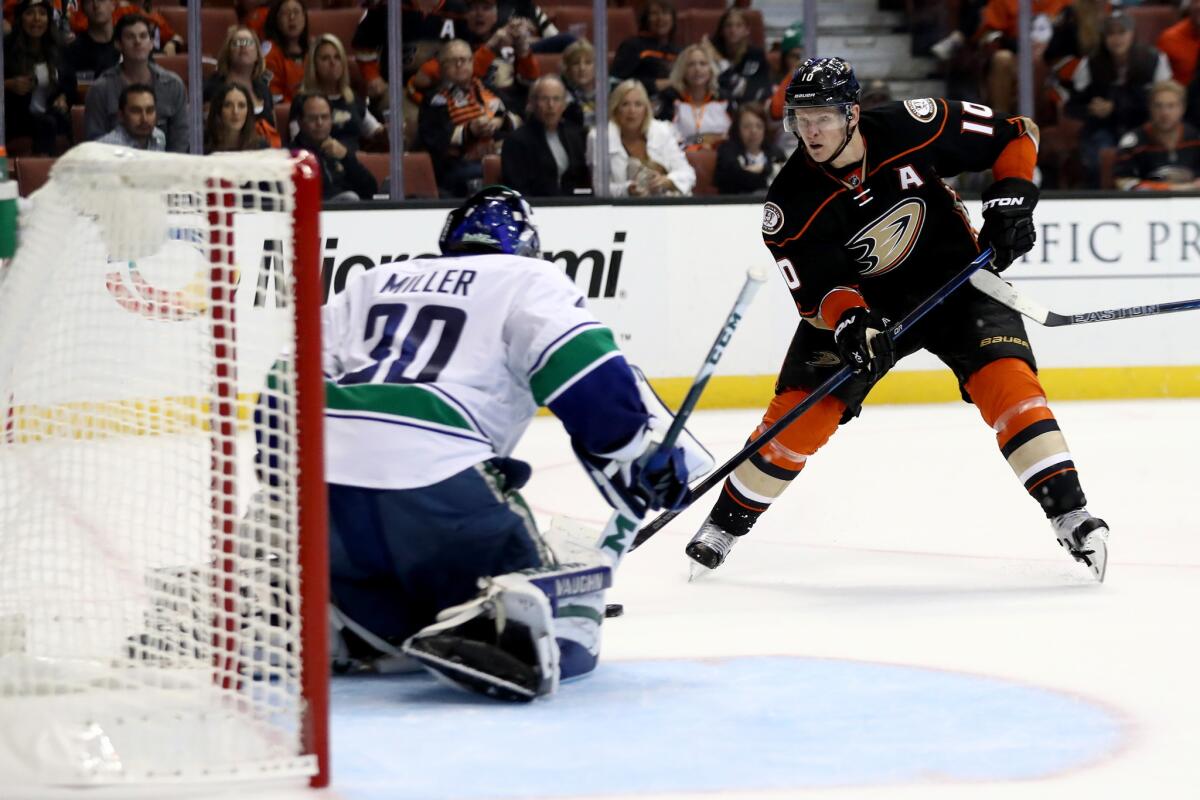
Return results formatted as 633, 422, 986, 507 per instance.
439, 185, 541, 258
782, 56, 861, 135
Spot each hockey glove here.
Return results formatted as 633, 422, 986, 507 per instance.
573, 440, 691, 519
833, 306, 896, 380
978, 177, 1038, 271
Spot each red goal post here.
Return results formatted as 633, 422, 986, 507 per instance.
0, 145, 328, 791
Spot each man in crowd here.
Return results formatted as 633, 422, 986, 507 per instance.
292, 93, 378, 202
96, 83, 165, 150
65, 0, 119, 88
419, 38, 520, 196
501, 75, 589, 197
84, 14, 189, 151
1115, 80, 1200, 190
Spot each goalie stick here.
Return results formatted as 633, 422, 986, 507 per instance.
970, 269, 1200, 326
630, 248, 995, 552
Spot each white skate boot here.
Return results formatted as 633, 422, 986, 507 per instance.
685, 521, 739, 580
1051, 508, 1109, 582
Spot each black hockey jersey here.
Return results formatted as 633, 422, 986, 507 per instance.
762, 98, 1037, 326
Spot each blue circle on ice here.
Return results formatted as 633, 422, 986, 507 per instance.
331, 656, 1125, 799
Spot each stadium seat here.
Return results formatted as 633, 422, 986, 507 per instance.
482, 153, 502, 186
534, 53, 562, 77
154, 54, 218, 87
275, 102, 292, 145
1127, 6, 1181, 48
685, 148, 717, 195
159, 7, 238, 57
550, 7, 637, 54
14, 157, 55, 197
677, 9, 764, 49
308, 8, 364, 50
357, 152, 439, 198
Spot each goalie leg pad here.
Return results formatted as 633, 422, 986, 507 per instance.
403, 572, 561, 701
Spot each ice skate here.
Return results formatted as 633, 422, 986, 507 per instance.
1051, 508, 1109, 582
685, 521, 738, 581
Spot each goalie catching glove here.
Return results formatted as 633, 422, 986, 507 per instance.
833, 306, 896, 380
978, 177, 1038, 271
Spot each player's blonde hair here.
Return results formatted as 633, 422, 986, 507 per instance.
668, 44, 720, 98
609, 79, 653, 135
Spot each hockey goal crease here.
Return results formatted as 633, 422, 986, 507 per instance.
0, 144, 329, 793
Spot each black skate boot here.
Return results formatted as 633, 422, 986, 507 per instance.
685, 521, 738, 580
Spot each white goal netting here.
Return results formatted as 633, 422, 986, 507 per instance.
0, 144, 324, 791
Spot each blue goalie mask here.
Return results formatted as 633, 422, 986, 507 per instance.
439, 185, 542, 258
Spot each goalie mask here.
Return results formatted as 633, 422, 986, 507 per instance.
439, 185, 542, 259
783, 57, 861, 163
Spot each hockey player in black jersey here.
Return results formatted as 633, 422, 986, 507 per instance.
686, 57, 1111, 581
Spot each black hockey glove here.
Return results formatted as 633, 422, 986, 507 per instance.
978, 177, 1038, 272
833, 306, 896, 380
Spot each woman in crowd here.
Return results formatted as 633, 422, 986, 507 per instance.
204, 81, 269, 152
715, 102, 784, 195
296, 33, 384, 154
3, 0, 73, 155
610, 0, 678, 107
587, 78, 694, 197
660, 43, 731, 151
561, 37, 595, 131
701, 7, 771, 109
1068, 10, 1171, 186
262, 0, 308, 104
205, 25, 275, 126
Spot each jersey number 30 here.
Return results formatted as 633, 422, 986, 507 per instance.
340, 302, 466, 385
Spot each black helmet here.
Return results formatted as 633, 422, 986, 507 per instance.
783, 57, 861, 111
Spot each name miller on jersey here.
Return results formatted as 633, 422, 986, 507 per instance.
380, 268, 476, 297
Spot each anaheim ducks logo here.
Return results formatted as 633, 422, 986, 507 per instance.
845, 198, 926, 277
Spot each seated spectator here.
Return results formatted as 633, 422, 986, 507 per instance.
498, 0, 569, 53
1115, 80, 1200, 190
296, 33, 384, 154
418, 38, 520, 197
561, 37, 595, 131
205, 26, 274, 126
239, 0, 269, 38
1190, 69, 1200, 129
262, 0, 308, 104
501, 74, 589, 197
97, 81, 164, 149
587, 78, 694, 197
611, 0, 678, 107
204, 81, 269, 152
407, 0, 541, 118
1068, 10, 1172, 186
660, 44, 731, 151
352, 0, 465, 120
4, 0, 74, 155
768, 21, 804, 157
1157, 0, 1199, 86
1043, 0, 1104, 112
85, 14, 188, 151
292, 92, 378, 202
700, 7, 771, 109
65, 0, 118, 87
974, 0, 1071, 115
112, 0, 182, 55
715, 102, 783, 195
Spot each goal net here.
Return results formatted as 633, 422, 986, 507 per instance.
0, 144, 328, 792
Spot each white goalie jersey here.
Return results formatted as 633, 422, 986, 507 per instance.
321, 253, 624, 489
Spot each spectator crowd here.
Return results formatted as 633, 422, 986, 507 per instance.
4, 0, 1198, 198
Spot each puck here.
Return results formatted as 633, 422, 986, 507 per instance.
604, 603, 625, 618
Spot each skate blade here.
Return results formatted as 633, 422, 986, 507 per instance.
1086, 535, 1108, 583
688, 560, 712, 582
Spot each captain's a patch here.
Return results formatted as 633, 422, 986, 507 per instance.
903, 98, 938, 123
762, 202, 784, 235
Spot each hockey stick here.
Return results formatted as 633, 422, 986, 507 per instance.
970, 269, 1200, 327
630, 247, 995, 552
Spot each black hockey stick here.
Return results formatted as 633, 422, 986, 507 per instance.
970, 269, 1200, 326
630, 247, 995, 552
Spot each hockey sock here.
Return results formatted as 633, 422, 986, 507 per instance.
965, 358, 1087, 518
710, 390, 844, 535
